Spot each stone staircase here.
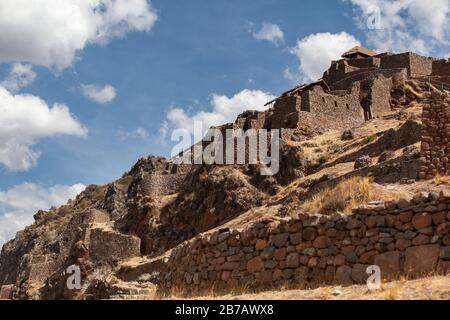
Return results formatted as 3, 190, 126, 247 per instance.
107, 255, 168, 300
109, 281, 157, 300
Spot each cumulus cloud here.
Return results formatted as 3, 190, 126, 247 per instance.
251, 22, 284, 45
345, 0, 450, 55
288, 32, 361, 82
81, 84, 117, 104
163, 89, 276, 135
0, 86, 88, 171
0, 63, 37, 93
117, 127, 149, 140
0, 0, 158, 70
0, 183, 86, 246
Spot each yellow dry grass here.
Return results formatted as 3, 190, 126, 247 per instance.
160, 276, 450, 300
433, 174, 450, 186
405, 83, 423, 99
300, 176, 406, 215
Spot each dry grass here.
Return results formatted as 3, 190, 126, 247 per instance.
382, 278, 405, 300
405, 81, 423, 99
158, 281, 257, 300
433, 174, 449, 186
300, 176, 406, 215
195, 276, 450, 301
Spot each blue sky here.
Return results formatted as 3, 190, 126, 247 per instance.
0, 0, 358, 187
0, 0, 449, 244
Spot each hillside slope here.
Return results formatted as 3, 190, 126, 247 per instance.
1, 50, 450, 300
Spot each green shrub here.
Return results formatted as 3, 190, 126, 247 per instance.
362, 134, 377, 145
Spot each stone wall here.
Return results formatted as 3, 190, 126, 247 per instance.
267, 96, 300, 129
59, 209, 111, 258
89, 228, 141, 262
273, 96, 299, 114
379, 53, 433, 77
304, 86, 365, 130
420, 90, 450, 179
141, 174, 188, 196
432, 59, 450, 76
235, 111, 266, 130
323, 60, 359, 85
26, 254, 59, 282
409, 53, 434, 77
363, 74, 395, 118
329, 68, 406, 91
0, 284, 14, 299
346, 57, 381, 69
159, 191, 450, 295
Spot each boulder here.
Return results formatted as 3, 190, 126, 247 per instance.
313, 236, 328, 249
290, 233, 303, 245
374, 251, 400, 280
247, 257, 265, 273
341, 130, 355, 141
255, 239, 267, 251
271, 233, 289, 247
286, 253, 300, 269
404, 245, 440, 275
335, 266, 353, 285
412, 213, 432, 230
351, 264, 369, 284
302, 227, 317, 241
354, 155, 373, 170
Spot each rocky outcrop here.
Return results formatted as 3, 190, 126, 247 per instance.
122, 166, 268, 257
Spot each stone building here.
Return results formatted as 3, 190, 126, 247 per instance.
235, 48, 449, 136
179, 48, 450, 167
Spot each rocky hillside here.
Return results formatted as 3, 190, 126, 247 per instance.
1, 50, 450, 300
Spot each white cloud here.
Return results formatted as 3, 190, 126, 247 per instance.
81, 84, 117, 104
0, 63, 37, 93
0, 86, 88, 171
117, 127, 149, 140
288, 32, 361, 82
346, 0, 450, 55
164, 89, 276, 135
0, 0, 158, 71
251, 22, 284, 45
0, 183, 86, 246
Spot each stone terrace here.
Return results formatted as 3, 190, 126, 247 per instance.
158, 191, 450, 296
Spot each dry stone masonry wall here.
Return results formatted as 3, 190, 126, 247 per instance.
159, 191, 450, 296
420, 90, 450, 179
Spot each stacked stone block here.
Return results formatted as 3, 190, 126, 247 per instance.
420, 90, 450, 179
159, 191, 450, 295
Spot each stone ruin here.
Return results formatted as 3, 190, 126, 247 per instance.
420, 90, 450, 179
1, 47, 450, 299
219, 47, 450, 139
60, 208, 141, 263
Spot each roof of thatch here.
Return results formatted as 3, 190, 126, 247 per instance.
341, 46, 378, 58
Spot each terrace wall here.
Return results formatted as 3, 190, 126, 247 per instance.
159, 191, 450, 295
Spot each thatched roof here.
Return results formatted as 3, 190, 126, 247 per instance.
342, 46, 377, 58
265, 79, 329, 106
